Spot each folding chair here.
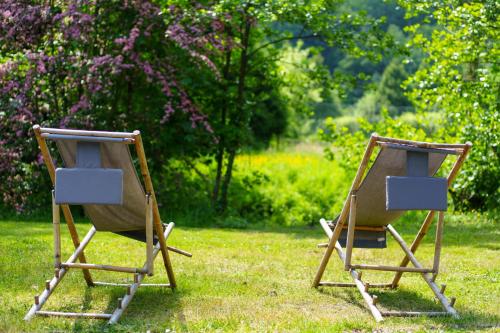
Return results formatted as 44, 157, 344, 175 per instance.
25, 125, 192, 324
312, 134, 472, 321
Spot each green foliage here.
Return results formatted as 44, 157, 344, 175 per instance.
228, 151, 347, 226
320, 110, 430, 180
377, 59, 413, 115
277, 41, 335, 137
400, 0, 500, 210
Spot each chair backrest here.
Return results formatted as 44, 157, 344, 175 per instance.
354, 145, 448, 227
52, 135, 146, 232
385, 144, 451, 211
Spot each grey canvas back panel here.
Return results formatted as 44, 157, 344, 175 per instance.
56, 140, 146, 232
76, 142, 101, 168
338, 229, 386, 248
55, 168, 124, 205
354, 147, 446, 226
386, 176, 447, 211
407, 151, 429, 177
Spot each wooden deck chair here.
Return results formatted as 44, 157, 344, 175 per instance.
312, 134, 472, 322
25, 125, 192, 324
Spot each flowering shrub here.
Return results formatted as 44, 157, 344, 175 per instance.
0, 1, 224, 210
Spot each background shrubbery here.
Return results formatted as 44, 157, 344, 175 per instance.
0, 0, 498, 222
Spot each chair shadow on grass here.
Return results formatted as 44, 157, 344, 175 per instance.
318, 286, 500, 330
248, 215, 499, 250
63, 281, 188, 332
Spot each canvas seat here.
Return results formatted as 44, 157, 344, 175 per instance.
312, 134, 472, 321
25, 125, 192, 324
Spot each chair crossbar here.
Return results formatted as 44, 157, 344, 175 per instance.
318, 282, 393, 288
350, 264, 434, 273
62, 263, 146, 274
93, 281, 172, 287
35, 311, 112, 319
39, 127, 135, 138
380, 311, 452, 317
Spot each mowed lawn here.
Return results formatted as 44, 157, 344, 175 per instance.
0, 214, 499, 332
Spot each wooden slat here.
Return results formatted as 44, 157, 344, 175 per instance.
381, 311, 451, 317
375, 136, 468, 149
62, 263, 145, 274
93, 281, 172, 287
39, 127, 134, 138
145, 194, 154, 276
344, 194, 357, 269
36, 310, 111, 319
378, 142, 461, 155
52, 191, 61, 269
318, 282, 393, 288
433, 212, 445, 274
350, 264, 433, 273
343, 225, 386, 232
41, 133, 135, 144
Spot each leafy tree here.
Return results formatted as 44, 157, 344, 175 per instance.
321, 1, 498, 212
203, 0, 396, 212
400, 0, 499, 210
377, 58, 413, 116
277, 41, 331, 138
0, 1, 221, 210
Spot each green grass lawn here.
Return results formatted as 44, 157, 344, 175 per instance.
0, 213, 498, 332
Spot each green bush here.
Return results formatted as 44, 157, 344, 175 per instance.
227, 151, 348, 226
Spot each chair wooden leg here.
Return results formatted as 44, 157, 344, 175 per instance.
330, 241, 384, 322
52, 191, 61, 269
145, 195, 154, 276
344, 194, 357, 270
312, 218, 344, 287
25, 227, 97, 321
387, 224, 458, 318
108, 224, 173, 324
433, 212, 445, 275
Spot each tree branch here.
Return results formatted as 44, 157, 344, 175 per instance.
181, 158, 212, 193
248, 33, 323, 58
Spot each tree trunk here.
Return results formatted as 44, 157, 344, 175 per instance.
218, 148, 236, 212
212, 49, 232, 207
218, 18, 251, 212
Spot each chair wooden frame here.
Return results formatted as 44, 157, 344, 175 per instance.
25, 125, 192, 324
312, 134, 472, 322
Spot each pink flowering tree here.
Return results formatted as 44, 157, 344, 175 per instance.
0, 1, 223, 210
